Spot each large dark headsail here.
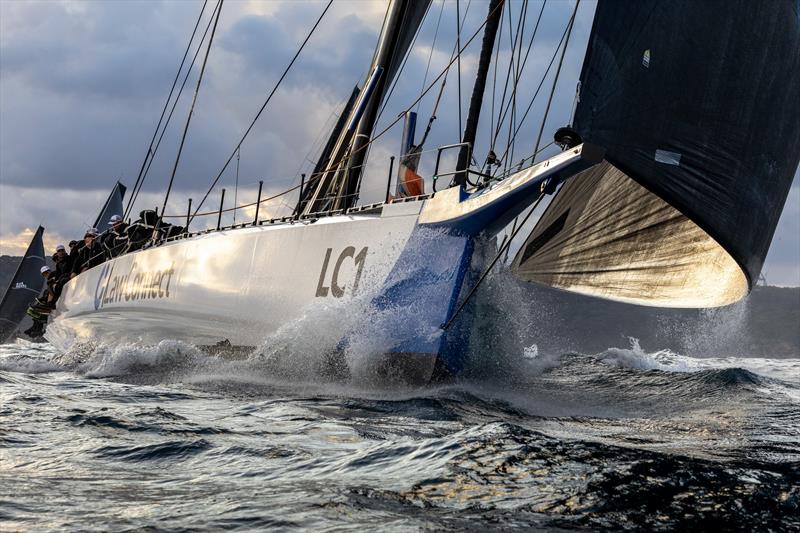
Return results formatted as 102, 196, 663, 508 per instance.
0, 226, 46, 343
513, 0, 800, 307
93, 181, 127, 228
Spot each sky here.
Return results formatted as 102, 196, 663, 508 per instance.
0, 0, 798, 286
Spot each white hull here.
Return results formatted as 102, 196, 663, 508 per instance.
47, 145, 598, 380
48, 202, 422, 346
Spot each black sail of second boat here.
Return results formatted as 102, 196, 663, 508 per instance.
93, 181, 127, 229
0, 226, 46, 343
513, 0, 800, 307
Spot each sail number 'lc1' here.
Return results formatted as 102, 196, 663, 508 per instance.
316, 247, 367, 298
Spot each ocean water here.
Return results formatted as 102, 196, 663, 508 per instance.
1, 332, 798, 531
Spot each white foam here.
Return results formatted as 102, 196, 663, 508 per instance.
79, 339, 203, 378
597, 337, 800, 388
0, 340, 63, 373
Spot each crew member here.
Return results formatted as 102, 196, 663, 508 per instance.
53, 244, 70, 282
71, 228, 105, 278
103, 215, 129, 258
66, 239, 82, 273
23, 266, 57, 338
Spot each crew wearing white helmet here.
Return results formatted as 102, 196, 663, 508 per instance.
71, 227, 104, 278
103, 214, 129, 258
53, 244, 70, 283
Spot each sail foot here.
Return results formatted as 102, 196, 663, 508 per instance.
512, 162, 749, 308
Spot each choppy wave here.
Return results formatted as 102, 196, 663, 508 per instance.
2, 320, 799, 530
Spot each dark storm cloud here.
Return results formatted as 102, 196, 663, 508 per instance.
1, 1, 199, 102
218, 7, 375, 93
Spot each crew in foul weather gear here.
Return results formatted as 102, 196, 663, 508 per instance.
125, 210, 159, 252
71, 228, 104, 277
103, 214, 129, 258
66, 239, 82, 273
23, 266, 57, 338
53, 244, 70, 281
51, 244, 71, 300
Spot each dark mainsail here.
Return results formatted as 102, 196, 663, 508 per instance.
93, 181, 127, 228
513, 0, 800, 307
0, 226, 46, 343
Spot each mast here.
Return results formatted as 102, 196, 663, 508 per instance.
295, 86, 360, 216
454, 0, 505, 187
334, 0, 431, 211
303, 0, 431, 215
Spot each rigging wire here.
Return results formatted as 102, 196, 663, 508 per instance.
505, 0, 529, 176
491, 0, 546, 154
493, 8, 572, 173
124, 0, 209, 219
158, 0, 223, 234
126, 0, 220, 219
415, 0, 446, 115
456, 0, 463, 138
189, 0, 334, 225
532, 0, 580, 157
375, 1, 432, 125
487, 2, 505, 157
415, 0, 472, 149
491, 2, 523, 150
233, 146, 240, 224
442, 187, 547, 330
188, 0, 501, 223
500, 1, 579, 261
490, 0, 522, 164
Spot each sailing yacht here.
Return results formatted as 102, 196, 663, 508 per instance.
0, 227, 46, 343
0, 182, 127, 343
45, 0, 800, 382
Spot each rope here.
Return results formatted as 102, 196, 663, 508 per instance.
456, 0, 463, 138
126, 1, 220, 219
416, 0, 446, 115
493, 11, 572, 174
532, 0, 580, 157
188, 0, 333, 226
495, 0, 545, 168
233, 146, 240, 224
441, 188, 546, 330
192, 0, 502, 226
158, 0, 223, 234
124, 0, 209, 219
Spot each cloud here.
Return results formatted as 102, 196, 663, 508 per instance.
0, 0, 798, 285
